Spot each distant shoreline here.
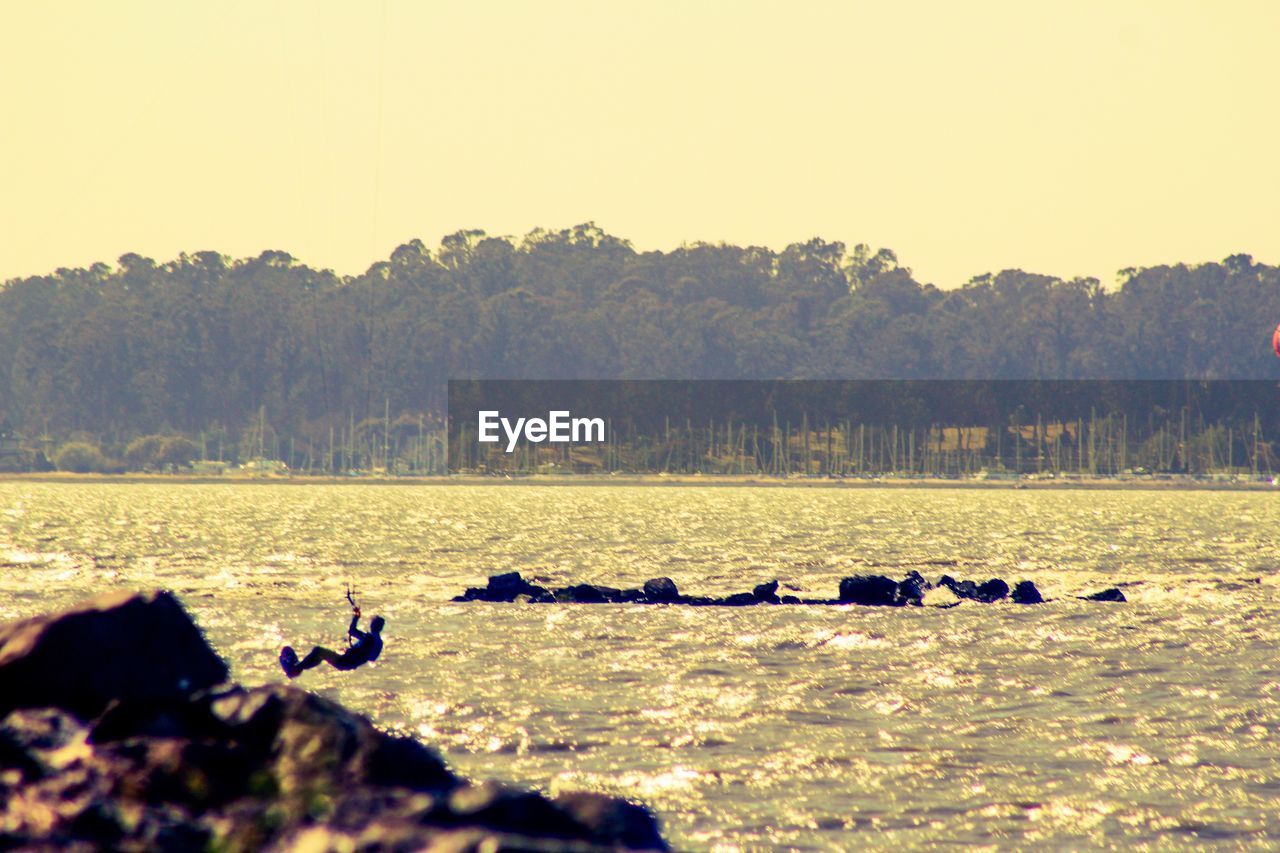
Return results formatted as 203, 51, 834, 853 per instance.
2, 472, 1276, 491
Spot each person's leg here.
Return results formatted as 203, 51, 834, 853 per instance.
280, 646, 301, 678
297, 646, 344, 671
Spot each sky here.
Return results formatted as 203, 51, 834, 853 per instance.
2, 1, 1278, 288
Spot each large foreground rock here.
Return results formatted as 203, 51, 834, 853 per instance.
0, 590, 228, 720
0, 591, 668, 851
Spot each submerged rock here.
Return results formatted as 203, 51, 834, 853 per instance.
488, 571, 525, 594
752, 580, 781, 604
903, 570, 930, 588
450, 572, 1120, 611
838, 575, 902, 606
555, 584, 622, 604
897, 571, 931, 605
0, 592, 669, 851
974, 579, 1010, 603
1079, 587, 1127, 602
454, 572, 553, 603
1011, 580, 1045, 604
938, 576, 980, 601
643, 577, 680, 603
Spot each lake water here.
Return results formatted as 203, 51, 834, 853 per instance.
2, 482, 1279, 849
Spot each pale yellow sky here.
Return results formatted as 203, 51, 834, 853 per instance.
2, 1, 1277, 287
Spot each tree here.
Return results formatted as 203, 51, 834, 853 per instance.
54, 442, 107, 473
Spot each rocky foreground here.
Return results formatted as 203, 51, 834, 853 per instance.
455, 571, 1127, 607
0, 591, 667, 851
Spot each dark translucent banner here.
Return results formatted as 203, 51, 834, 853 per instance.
447, 380, 1280, 478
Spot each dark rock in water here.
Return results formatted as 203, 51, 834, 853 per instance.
1080, 587, 1127, 602
455, 574, 1121, 611
0, 590, 228, 720
488, 571, 525, 594
903, 570, 931, 591
974, 579, 1010, 603
555, 584, 622, 604
643, 577, 680, 602
555, 584, 602, 603
1011, 580, 1044, 604
0, 591, 669, 851
752, 580, 780, 604
479, 572, 552, 602
453, 571, 554, 602
938, 576, 1018, 604
838, 575, 902, 606
898, 571, 931, 605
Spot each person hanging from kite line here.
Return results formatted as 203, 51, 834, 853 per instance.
280, 584, 383, 678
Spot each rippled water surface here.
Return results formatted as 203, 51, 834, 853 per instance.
3, 482, 1280, 849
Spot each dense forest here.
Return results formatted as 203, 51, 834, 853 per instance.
1, 224, 1278, 472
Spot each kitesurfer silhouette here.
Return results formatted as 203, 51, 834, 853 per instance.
280, 606, 383, 678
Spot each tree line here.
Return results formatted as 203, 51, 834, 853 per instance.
1, 224, 1277, 471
